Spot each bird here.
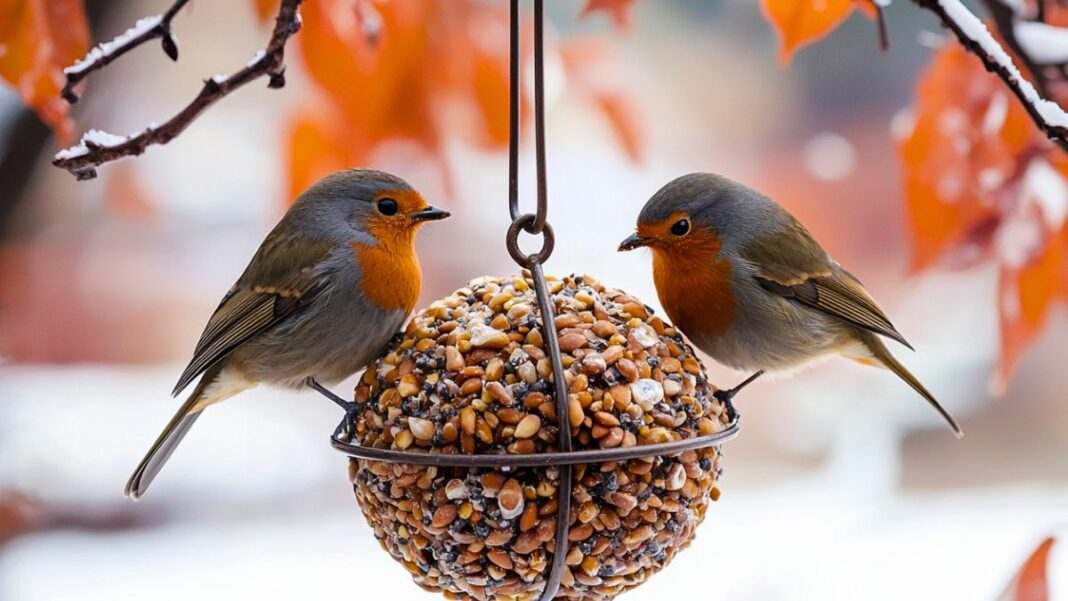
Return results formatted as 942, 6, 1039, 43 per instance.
124, 168, 450, 499
618, 172, 962, 437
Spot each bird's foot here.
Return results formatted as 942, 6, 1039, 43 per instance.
712, 370, 765, 425
306, 378, 360, 441
713, 388, 739, 424
306, 378, 354, 412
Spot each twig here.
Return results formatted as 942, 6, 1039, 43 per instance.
53, 0, 304, 181
61, 0, 191, 104
873, 1, 890, 52
911, 0, 1068, 152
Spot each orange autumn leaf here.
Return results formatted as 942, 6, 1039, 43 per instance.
995, 202, 1067, 392
761, 0, 874, 63
898, 43, 1039, 271
581, 0, 637, 29
0, 0, 89, 142
900, 41, 1068, 390
998, 537, 1055, 601
286, 0, 641, 203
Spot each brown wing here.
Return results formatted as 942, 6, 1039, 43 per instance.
741, 222, 913, 350
171, 233, 335, 396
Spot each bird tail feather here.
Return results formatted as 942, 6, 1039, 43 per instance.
858, 332, 964, 438
124, 364, 222, 500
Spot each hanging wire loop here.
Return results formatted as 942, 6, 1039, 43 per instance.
506, 213, 555, 267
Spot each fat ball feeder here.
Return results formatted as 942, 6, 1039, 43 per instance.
328, 1, 740, 599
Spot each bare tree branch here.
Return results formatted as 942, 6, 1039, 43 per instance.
53, 0, 304, 181
911, 0, 1068, 153
60, 0, 191, 104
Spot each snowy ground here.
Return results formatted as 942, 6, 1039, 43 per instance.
1, 365, 1065, 600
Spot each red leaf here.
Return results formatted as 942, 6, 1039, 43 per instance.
0, 0, 89, 142
998, 537, 1055, 601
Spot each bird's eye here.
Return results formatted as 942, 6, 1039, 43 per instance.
670, 218, 690, 236
377, 198, 399, 216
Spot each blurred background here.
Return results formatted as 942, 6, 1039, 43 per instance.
1, 0, 1066, 599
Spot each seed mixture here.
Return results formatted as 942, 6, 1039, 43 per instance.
342, 274, 729, 600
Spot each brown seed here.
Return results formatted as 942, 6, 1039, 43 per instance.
582, 352, 607, 375
511, 531, 540, 555
592, 320, 616, 338
397, 374, 421, 397
485, 358, 505, 381
498, 478, 524, 519
599, 509, 621, 530
441, 422, 458, 443
681, 480, 700, 499
487, 548, 513, 570
445, 478, 469, 500
569, 373, 589, 393
568, 523, 593, 541
608, 492, 637, 514
600, 427, 624, 448
460, 406, 476, 435
445, 346, 464, 372
623, 525, 655, 545
485, 381, 513, 405
602, 344, 623, 365
623, 302, 648, 319
666, 463, 686, 491
409, 418, 435, 441
470, 322, 509, 348
617, 358, 639, 381
477, 474, 504, 499
485, 529, 513, 546
497, 408, 524, 424
476, 420, 494, 444
558, 332, 588, 352
394, 430, 414, 449
580, 555, 600, 576
565, 546, 584, 566
431, 504, 458, 528
514, 414, 541, 439
517, 362, 537, 383
460, 378, 483, 396
519, 502, 539, 531
568, 395, 585, 429
593, 411, 621, 427
578, 501, 599, 523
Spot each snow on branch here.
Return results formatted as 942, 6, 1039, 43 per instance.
61, 0, 191, 104
912, 0, 1068, 152
53, 0, 304, 181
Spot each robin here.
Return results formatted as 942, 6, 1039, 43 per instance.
125, 168, 450, 499
619, 173, 962, 437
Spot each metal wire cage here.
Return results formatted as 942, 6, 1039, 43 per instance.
330, 2, 741, 599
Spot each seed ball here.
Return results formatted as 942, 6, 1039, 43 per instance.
343, 274, 730, 600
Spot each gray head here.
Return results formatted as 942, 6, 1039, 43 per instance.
287, 168, 450, 244
619, 172, 786, 254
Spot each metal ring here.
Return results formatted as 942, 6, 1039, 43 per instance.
506, 213, 554, 267
333, 421, 739, 467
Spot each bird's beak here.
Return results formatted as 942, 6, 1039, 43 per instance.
411, 205, 451, 222
618, 233, 652, 252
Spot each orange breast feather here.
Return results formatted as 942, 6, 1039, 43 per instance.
651, 229, 735, 338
